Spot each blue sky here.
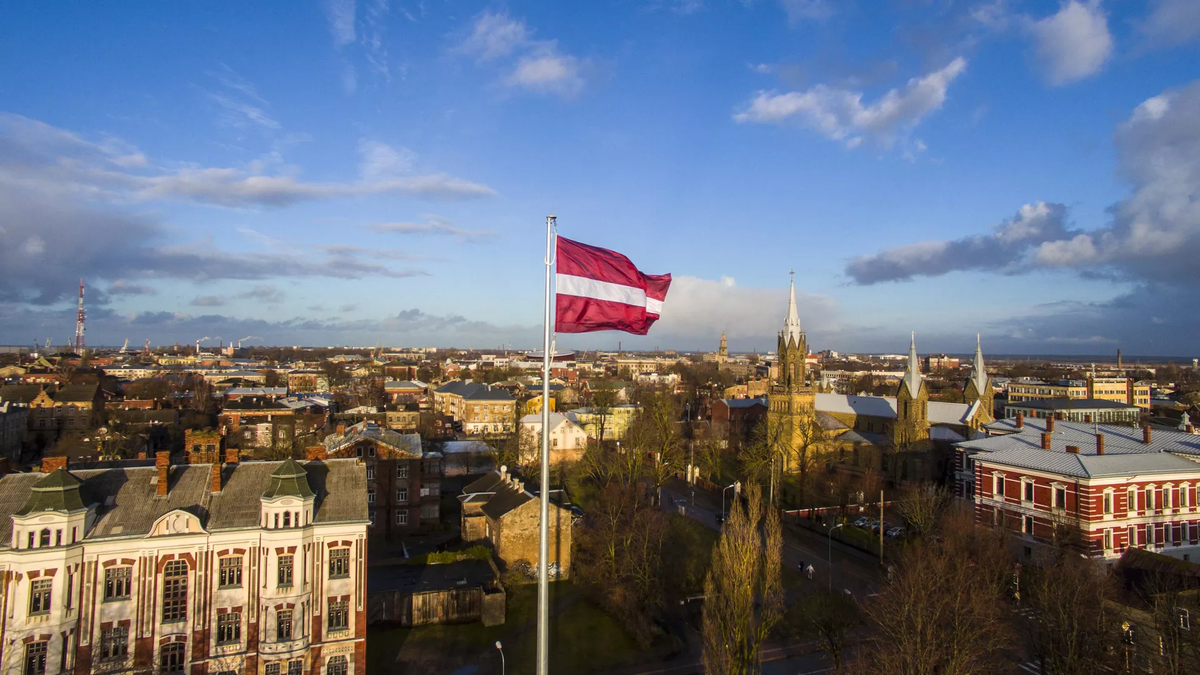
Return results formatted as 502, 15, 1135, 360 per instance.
0, 0, 1198, 356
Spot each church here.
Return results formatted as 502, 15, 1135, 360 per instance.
766, 275, 994, 486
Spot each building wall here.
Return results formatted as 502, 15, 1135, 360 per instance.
0, 518, 367, 675
492, 500, 572, 575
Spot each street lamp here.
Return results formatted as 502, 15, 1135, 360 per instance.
828, 522, 844, 591
495, 640, 505, 675
721, 481, 741, 521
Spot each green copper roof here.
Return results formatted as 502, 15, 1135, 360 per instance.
14, 469, 86, 515
261, 458, 315, 499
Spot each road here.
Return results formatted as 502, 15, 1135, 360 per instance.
660, 478, 884, 597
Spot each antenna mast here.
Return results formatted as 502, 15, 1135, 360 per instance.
74, 279, 86, 353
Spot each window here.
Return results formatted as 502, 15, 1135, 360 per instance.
368, 512, 376, 526
328, 656, 348, 675
29, 579, 52, 615
397, 464, 409, 479
1147, 487, 1156, 510
283, 511, 292, 528
1148, 524, 1156, 546
277, 609, 293, 641
396, 510, 408, 526
265, 665, 281, 675
1104, 529, 1112, 550
160, 643, 185, 674
162, 560, 188, 623
366, 466, 374, 480
24, 641, 46, 675
328, 600, 349, 631
219, 557, 242, 588
397, 488, 408, 503
1102, 491, 1112, 514
368, 446, 376, 457
1023, 480, 1034, 502
329, 549, 350, 578
1181, 608, 1191, 631
1023, 515, 1034, 535
39, 529, 50, 547
278, 555, 293, 587
288, 661, 302, 675
367, 489, 375, 505
100, 626, 128, 660
1055, 487, 1067, 510
1129, 489, 1137, 513
105, 567, 132, 599
994, 474, 1004, 497
217, 612, 241, 643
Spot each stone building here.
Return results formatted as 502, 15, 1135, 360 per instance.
0, 453, 368, 675
458, 467, 572, 576
432, 382, 516, 436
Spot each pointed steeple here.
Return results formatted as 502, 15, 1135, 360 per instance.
971, 334, 989, 396
902, 332, 922, 397
783, 270, 803, 345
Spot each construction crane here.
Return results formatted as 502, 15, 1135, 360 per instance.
237, 336, 261, 349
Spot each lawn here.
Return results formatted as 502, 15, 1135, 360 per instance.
367, 580, 646, 674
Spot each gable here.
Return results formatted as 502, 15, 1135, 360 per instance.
148, 509, 206, 537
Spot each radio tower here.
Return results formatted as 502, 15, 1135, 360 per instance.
74, 279, 86, 354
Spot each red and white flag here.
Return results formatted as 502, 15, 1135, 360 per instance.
555, 236, 671, 335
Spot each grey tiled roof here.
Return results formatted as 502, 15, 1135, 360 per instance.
0, 459, 366, 549
974, 447, 1200, 479
0, 385, 43, 405
435, 381, 515, 402
323, 422, 422, 458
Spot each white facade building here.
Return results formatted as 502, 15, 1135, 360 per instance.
0, 454, 368, 675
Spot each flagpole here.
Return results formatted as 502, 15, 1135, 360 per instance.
537, 214, 556, 675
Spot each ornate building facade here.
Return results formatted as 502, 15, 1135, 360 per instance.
0, 454, 368, 675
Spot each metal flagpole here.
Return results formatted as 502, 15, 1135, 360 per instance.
537, 215, 557, 675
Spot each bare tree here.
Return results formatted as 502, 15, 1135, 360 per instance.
701, 482, 784, 675
1024, 554, 1124, 675
628, 392, 683, 504
896, 483, 948, 537
802, 589, 860, 675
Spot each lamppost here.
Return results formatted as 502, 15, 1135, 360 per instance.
828, 522, 844, 591
496, 640, 505, 675
721, 481, 741, 520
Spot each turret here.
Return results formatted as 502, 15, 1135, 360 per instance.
964, 334, 995, 424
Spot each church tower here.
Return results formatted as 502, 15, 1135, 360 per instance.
717, 332, 729, 364
893, 333, 930, 448
963, 334, 995, 425
769, 272, 816, 467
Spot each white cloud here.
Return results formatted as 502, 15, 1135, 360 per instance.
734, 58, 967, 148
207, 69, 280, 131
358, 139, 417, 178
454, 12, 530, 62
504, 46, 585, 97
453, 12, 589, 99
1140, 0, 1200, 47
780, 0, 833, 25
369, 214, 494, 241
322, 0, 357, 46
1027, 1, 1112, 85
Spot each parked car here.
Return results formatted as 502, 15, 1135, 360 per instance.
853, 517, 871, 529
885, 526, 906, 538
871, 521, 892, 534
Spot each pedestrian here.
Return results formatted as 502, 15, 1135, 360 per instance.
805, 564, 815, 580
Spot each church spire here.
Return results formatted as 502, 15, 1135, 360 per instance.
971, 334, 988, 396
903, 332, 922, 397
783, 270, 803, 345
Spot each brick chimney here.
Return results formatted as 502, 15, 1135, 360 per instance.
1016, 413, 1024, 429
156, 451, 170, 497
305, 446, 327, 462
1096, 434, 1105, 455
41, 456, 67, 474
336, 424, 346, 435
211, 463, 222, 494
1041, 432, 1052, 450
1066, 445, 1080, 454
1188, 424, 1196, 434
225, 448, 239, 465
1143, 425, 1152, 444
1047, 416, 1055, 433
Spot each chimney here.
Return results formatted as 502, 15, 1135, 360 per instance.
40, 456, 67, 474
225, 448, 239, 465
211, 463, 222, 493
1188, 424, 1196, 434
1084, 414, 1093, 424
305, 446, 327, 462
1047, 416, 1055, 433
1066, 445, 1080, 454
1055, 411, 1065, 421
1016, 413, 1024, 429
156, 451, 170, 497
1143, 425, 1152, 444
1041, 432, 1052, 450
1096, 434, 1105, 455
336, 424, 346, 435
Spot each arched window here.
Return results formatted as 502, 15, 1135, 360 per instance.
39, 529, 51, 547
328, 655, 348, 675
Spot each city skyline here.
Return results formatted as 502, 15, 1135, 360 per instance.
1, 1, 1198, 355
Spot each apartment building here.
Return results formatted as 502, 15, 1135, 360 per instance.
1007, 376, 1151, 409
0, 453, 368, 675
432, 382, 516, 436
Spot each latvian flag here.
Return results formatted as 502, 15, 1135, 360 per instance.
555, 237, 671, 335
